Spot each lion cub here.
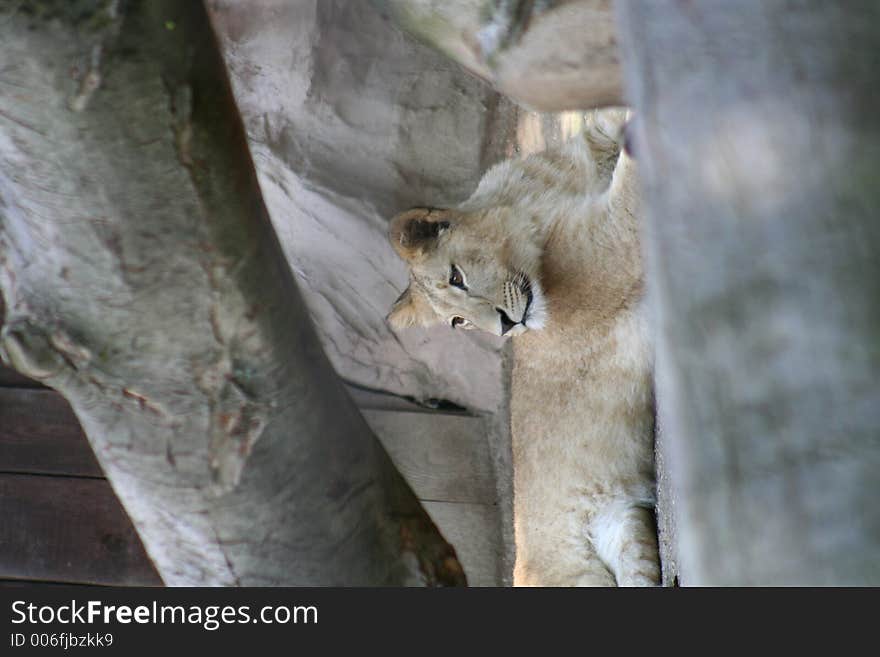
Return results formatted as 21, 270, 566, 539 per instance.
386, 111, 659, 586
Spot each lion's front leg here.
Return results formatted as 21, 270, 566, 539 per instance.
591, 502, 661, 587
513, 531, 617, 587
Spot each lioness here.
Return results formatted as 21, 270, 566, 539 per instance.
386, 111, 659, 586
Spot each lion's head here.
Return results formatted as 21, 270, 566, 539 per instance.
386, 206, 547, 337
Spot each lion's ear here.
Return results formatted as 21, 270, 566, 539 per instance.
387, 286, 434, 329
388, 207, 451, 261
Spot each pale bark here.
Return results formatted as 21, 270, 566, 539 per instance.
617, 1, 880, 584
0, 0, 463, 586
372, 0, 623, 111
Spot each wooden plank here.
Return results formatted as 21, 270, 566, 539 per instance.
0, 389, 103, 477
0, 474, 162, 586
362, 410, 496, 505
363, 410, 503, 584
0, 364, 42, 388
0, 579, 98, 588
422, 501, 501, 587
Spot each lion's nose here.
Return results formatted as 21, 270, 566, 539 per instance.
497, 308, 518, 335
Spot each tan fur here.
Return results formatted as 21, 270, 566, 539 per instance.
387, 110, 659, 586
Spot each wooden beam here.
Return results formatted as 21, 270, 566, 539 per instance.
363, 410, 496, 505
422, 501, 501, 587
0, 474, 161, 586
0, 364, 41, 389
0, 388, 102, 478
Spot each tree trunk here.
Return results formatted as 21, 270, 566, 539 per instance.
616, 1, 880, 584
0, 0, 463, 586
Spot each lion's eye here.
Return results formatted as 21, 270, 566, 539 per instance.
449, 265, 466, 290
451, 316, 466, 328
